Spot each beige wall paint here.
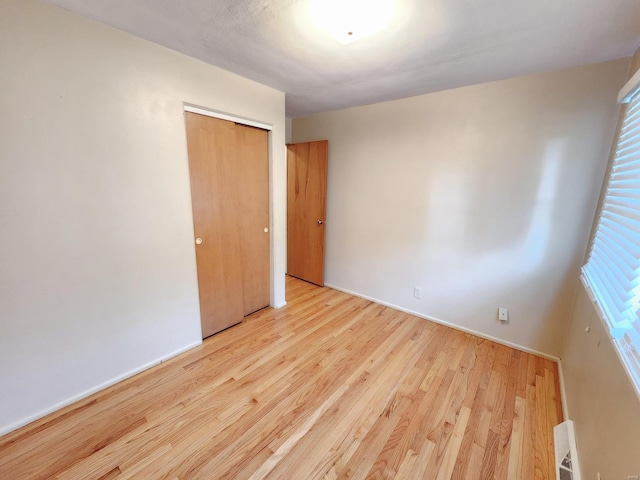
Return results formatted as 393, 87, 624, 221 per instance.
630, 48, 640, 78
286, 118, 293, 144
562, 284, 640, 479
0, 0, 286, 434
292, 60, 628, 357
561, 47, 640, 480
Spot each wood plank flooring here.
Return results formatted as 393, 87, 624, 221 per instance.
0, 276, 563, 479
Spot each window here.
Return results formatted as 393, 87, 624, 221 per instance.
582, 85, 640, 395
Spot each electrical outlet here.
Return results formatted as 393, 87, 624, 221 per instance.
413, 287, 422, 299
498, 307, 509, 322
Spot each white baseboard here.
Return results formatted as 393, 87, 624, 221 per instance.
325, 283, 560, 362
274, 301, 287, 309
0, 340, 202, 437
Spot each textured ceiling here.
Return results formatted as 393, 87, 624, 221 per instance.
48, 0, 640, 117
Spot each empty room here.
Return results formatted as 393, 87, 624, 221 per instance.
1, 0, 639, 479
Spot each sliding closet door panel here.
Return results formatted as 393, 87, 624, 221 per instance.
236, 124, 270, 315
185, 112, 244, 338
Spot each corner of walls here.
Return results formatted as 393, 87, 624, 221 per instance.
555, 357, 570, 422
286, 117, 293, 144
292, 59, 628, 358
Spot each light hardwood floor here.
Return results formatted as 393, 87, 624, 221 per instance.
0, 276, 562, 479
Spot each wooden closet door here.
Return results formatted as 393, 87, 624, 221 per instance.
236, 124, 270, 315
185, 112, 244, 338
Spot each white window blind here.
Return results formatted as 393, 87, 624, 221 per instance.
582, 89, 640, 394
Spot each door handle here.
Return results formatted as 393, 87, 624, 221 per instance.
195, 237, 203, 245
317, 220, 324, 225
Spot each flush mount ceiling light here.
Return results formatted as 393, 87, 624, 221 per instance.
310, 0, 396, 45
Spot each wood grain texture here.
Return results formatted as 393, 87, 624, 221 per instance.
287, 141, 328, 286
185, 112, 244, 337
185, 113, 270, 335
236, 123, 270, 316
0, 277, 562, 479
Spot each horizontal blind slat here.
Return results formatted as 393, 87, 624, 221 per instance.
599, 217, 640, 245
603, 203, 640, 223
584, 264, 629, 322
590, 248, 635, 295
601, 210, 640, 234
623, 100, 640, 124
598, 227, 640, 260
612, 156, 640, 174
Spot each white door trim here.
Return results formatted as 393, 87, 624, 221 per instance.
184, 103, 273, 131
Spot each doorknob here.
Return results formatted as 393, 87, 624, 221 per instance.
264, 227, 269, 233
195, 238, 203, 245
317, 220, 324, 225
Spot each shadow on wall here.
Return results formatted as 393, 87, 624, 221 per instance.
327, 129, 573, 352
420, 137, 567, 347
325, 122, 578, 353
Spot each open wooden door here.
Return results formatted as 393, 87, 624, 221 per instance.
287, 140, 328, 286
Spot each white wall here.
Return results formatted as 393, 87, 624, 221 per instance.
292, 60, 628, 357
0, 0, 286, 434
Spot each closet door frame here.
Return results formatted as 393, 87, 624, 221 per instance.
183, 103, 275, 318
185, 104, 272, 131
